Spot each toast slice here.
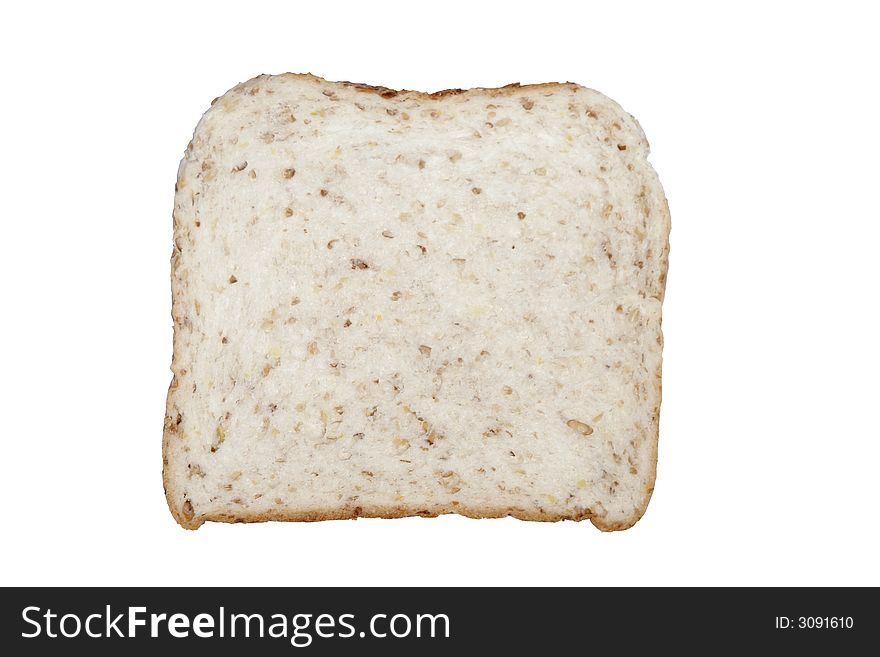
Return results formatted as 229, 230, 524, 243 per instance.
164, 73, 670, 530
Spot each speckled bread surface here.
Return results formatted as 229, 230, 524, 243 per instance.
164, 73, 670, 530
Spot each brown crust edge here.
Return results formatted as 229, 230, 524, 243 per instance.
276, 72, 586, 101
163, 72, 669, 533
163, 306, 187, 529
177, 505, 602, 532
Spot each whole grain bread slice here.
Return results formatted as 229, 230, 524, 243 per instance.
164, 73, 670, 530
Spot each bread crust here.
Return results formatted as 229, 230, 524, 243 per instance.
175, 504, 598, 531
290, 72, 585, 101
164, 73, 669, 532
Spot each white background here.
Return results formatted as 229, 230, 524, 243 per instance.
1, 0, 878, 586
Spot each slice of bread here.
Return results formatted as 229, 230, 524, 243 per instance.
164, 73, 670, 531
